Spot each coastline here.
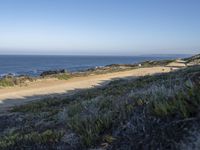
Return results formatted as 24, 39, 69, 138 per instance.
0, 54, 188, 77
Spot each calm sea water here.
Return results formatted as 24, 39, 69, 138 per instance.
0, 55, 189, 77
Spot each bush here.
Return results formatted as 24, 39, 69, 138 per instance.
0, 78, 15, 87
0, 130, 64, 149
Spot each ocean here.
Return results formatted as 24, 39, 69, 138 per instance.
0, 55, 189, 77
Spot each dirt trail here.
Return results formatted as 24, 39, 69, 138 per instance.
0, 67, 174, 111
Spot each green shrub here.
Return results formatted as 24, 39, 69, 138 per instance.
12, 98, 65, 113
0, 130, 64, 149
149, 81, 200, 118
55, 73, 71, 80
68, 112, 114, 146
0, 78, 15, 87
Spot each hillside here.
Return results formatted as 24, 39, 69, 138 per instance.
184, 54, 200, 65
0, 65, 200, 149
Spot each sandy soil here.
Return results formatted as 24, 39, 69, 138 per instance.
0, 67, 175, 111
166, 60, 186, 67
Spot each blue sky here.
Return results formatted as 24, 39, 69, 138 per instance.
0, 0, 199, 55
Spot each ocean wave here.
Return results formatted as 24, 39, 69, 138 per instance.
0, 72, 18, 78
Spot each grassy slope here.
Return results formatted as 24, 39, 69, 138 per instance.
0, 65, 200, 149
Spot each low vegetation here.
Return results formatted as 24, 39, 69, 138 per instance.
0, 76, 35, 87
52, 73, 71, 80
140, 59, 174, 67
0, 77, 15, 87
0, 130, 64, 149
0, 65, 199, 149
184, 54, 200, 65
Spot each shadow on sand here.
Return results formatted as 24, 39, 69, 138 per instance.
0, 76, 136, 113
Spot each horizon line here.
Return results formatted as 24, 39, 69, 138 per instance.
0, 53, 194, 57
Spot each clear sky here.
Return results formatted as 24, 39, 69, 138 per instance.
0, 0, 199, 55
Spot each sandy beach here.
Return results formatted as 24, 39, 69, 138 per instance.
0, 66, 174, 111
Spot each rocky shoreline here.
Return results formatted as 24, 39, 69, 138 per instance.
0, 54, 199, 88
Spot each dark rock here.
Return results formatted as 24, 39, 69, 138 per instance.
2, 73, 15, 78
40, 69, 66, 76
106, 64, 136, 67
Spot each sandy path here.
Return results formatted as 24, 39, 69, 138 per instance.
0, 67, 173, 111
